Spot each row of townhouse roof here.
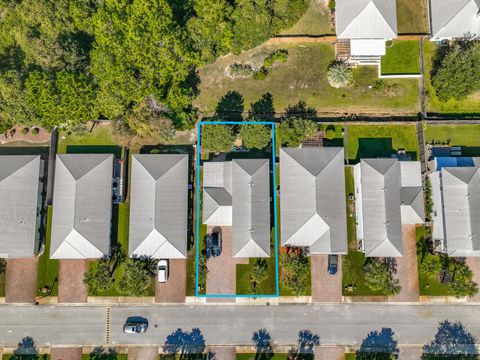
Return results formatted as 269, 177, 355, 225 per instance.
336, 0, 480, 59
1, 149, 478, 260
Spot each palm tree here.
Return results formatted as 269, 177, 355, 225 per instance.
327, 60, 353, 88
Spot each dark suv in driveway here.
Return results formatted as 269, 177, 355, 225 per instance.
206, 231, 222, 258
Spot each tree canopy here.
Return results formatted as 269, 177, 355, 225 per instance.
0, 0, 308, 132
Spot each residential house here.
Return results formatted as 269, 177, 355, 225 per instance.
430, 0, 480, 41
354, 159, 424, 257
0, 155, 44, 258
50, 154, 114, 259
203, 159, 270, 258
128, 154, 188, 259
429, 157, 480, 256
336, 0, 397, 64
279, 147, 347, 254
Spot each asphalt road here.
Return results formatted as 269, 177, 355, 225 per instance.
1, 304, 480, 347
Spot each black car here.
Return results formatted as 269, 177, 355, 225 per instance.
327, 255, 338, 275
206, 231, 222, 258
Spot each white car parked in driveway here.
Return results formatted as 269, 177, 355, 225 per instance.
157, 259, 169, 283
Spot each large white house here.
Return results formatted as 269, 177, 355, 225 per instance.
430, 0, 480, 41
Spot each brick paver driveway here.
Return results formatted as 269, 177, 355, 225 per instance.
311, 255, 342, 302
206, 226, 245, 301
207, 346, 235, 359
50, 347, 81, 360
128, 346, 158, 360
391, 225, 420, 302
58, 260, 88, 303
466, 257, 480, 302
314, 346, 344, 359
155, 259, 186, 303
5, 257, 38, 303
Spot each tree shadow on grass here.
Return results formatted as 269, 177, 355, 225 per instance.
350, 138, 417, 164
162, 327, 212, 359
88, 347, 120, 360
283, 101, 317, 119
248, 92, 275, 122
357, 327, 399, 359
252, 328, 274, 360
422, 320, 478, 359
288, 330, 320, 359
214, 91, 244, 122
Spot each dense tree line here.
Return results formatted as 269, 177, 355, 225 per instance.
0, 0, 308, 132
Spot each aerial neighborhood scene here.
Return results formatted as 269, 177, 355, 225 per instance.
0, 0, 480, 359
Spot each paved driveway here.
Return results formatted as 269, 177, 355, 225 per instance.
466, 257, 480, 302
50, 347, 81, 360
5, 257, 38, 303
128, 346, 158, 360
58, 260, 88, 303
156, 259, 186, 303
207, 346, 235, 359
391, 225, 420, 302
206, 226, 241, 301
311, 255, 342, 302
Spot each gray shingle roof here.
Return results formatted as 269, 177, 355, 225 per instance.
202, 159, 271, 258
336, 0, 397, 39
430, 0, 480, 39
280, 148, 347, 254
358, 159, 404, 257
441, 167, 480, 256
50, 154, 113, 259
129, 154, 188, 259
0, 155, 43, 258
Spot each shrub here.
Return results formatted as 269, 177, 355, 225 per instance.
201, 124, 234, 153
9, 128, 16, 136
362, 258, 401, 295
328, 0, 335, 10
21, 127, 29, 135
324, 125, 336, 140
31, 128, 40, 135
239, 124, 271, 150
263, 49, 288, 68
252, 66, 268, 81
226, 62, 254, 79
280, 248, 310, 295
327, 60, 353, 88
373, 79, 387, 91
278, 117, 318, 147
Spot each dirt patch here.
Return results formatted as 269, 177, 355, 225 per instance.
315, 346, 344, 359
391, 225, 420, 302
6, 258, 38, 303
58, 260, 89, 303
311, 255, 342, 302
128, 347, 158, 360
0, 125, 50, 145
50, 347, 82, 360
206, 226, 236, 302
155, 259, 186, 303
466, 257, 480, 303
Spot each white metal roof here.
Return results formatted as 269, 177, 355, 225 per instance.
430, 0, 480, 39
280, 148, 347, 254
350, 39, 386, 56
0, 155, 43, 258
50, 154, 113, 259
336, 0, 397, 39
129, 154, 188, 259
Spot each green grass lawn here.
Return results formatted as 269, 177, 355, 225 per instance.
3, 356, 49, 360
346, 124, 419, 163
424, 124, 480, 155
280, 0, 333, 35
195, 43, 419, 116
237, 354, 289, 360
381, 41, 420, 75
424, 41, 480, 115
81, 354, 127, 360
36, 206, 59, 296
342, 167, 388, 296
417, 227, 450, 296
397, 0, 429, 34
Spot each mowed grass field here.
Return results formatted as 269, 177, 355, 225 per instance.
195, 43, 420, 116
397, 0, 429, 34
423, 41, 480, 114
381, 41, 420, 75
346, 124, 419, 162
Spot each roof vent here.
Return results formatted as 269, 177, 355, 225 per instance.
249, 181, 255, 187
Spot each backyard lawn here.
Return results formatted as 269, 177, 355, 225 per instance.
36, 206, 59, 296
342, 167, 388, 296
57, 123, 119, 154
195, 43, 419, 116
280, 0, 333, 35
424, 41, 480, 115
381, 41, 420, 75
346, 124, 419, 163
396, 0, 429, 34
424, 124, 480, 155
